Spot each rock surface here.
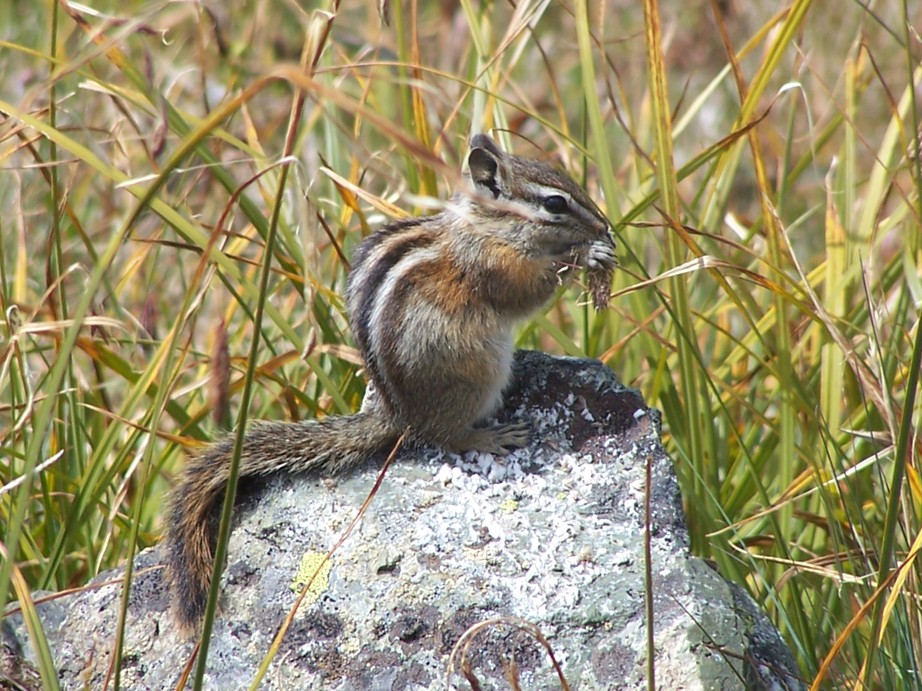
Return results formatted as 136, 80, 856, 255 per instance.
6, 351, 804, 690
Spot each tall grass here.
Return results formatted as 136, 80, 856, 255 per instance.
1, 1, 920, 688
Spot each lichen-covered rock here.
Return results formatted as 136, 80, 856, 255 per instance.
6, 351, 804, 690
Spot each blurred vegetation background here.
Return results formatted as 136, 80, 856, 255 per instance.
1, 0, 921, 688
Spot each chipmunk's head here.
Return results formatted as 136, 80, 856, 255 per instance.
464, 134, 614, 267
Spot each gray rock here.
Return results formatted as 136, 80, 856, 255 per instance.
6, 351, 804, 690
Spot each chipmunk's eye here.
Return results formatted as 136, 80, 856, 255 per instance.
542, 195, 569, 214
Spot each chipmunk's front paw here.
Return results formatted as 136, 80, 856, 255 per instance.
586, 238, 617, 270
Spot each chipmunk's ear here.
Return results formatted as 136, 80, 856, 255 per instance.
468, 134, 505, 199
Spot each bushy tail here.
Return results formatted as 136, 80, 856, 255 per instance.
164, 411, 398, 631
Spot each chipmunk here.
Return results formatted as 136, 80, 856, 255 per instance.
164, 134, 616, 631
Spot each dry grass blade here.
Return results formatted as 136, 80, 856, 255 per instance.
445, 616, 570, 691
